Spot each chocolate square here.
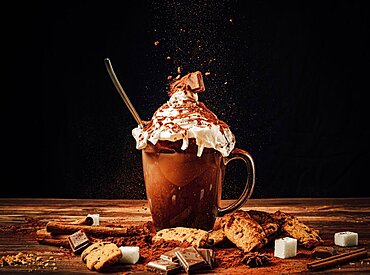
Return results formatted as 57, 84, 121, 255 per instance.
175, 246, 208, 273
186, 71, 205, 93
160, 247, 182, 262
68, 230, 91, 254
196, 248, 214, 269
146, 260, 182, 275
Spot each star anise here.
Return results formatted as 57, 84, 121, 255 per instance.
241, 252, 270, 267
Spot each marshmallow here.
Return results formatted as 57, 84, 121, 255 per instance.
334, 232, 358, 247
87, 214, 100, 226
119, 246, 140, 264
274, 237, 297, 259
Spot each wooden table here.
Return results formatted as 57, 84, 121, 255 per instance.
0, 198, 369, 274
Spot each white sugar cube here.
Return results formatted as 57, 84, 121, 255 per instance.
334, 232, 358, 247
274, 237, 297, 259
87, 214, 100, 226
119, 246, 140, 264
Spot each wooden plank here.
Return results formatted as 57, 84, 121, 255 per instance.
0, 198, 369, 274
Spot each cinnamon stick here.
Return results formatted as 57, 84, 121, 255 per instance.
36, 229, 70, 248
307, 248, 368, 271
46, 221, 128, 237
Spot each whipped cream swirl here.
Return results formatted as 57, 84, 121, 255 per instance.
132, 89, 235, 157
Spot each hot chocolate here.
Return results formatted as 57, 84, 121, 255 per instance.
133, 72, 255, 231
142, 140, 224, 230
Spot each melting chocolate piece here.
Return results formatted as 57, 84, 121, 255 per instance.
68, 230, 91, 254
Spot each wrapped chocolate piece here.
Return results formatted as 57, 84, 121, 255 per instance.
68, 230, 91, 254
175, 246, 208, 273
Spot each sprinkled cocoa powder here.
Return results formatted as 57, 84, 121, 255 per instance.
0, 217, 46, 236
214, 247, 245, 268
100, 221, 268, 268
101, 221, 191, 264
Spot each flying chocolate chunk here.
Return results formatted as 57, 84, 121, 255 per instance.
169, 71, 205, 95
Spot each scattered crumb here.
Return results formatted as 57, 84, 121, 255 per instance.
166, 56, 171, 60
0, 252, 57, 270
205, 72, 211, 76
167, 76, 173, 80
177, 66, 181, 74
154, 41, 159, 46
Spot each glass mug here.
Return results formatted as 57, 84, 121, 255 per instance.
142, 143, 255, 231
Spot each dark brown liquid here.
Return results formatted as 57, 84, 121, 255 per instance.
142, 145, 225, 231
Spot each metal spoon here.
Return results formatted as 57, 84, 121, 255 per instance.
104, 58, 143, 128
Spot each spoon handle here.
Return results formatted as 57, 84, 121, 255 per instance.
104, 58, 143, 128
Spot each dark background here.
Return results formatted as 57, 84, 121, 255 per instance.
4, 0, 370, 199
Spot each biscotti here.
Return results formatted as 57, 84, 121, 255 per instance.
221, 210, 268, 252
81, 242, 122, 271
248, 210, 280, 241
273, 211, 323, 248
153, 227, 209, 247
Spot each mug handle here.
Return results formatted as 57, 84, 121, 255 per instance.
217, 148, 255, 217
